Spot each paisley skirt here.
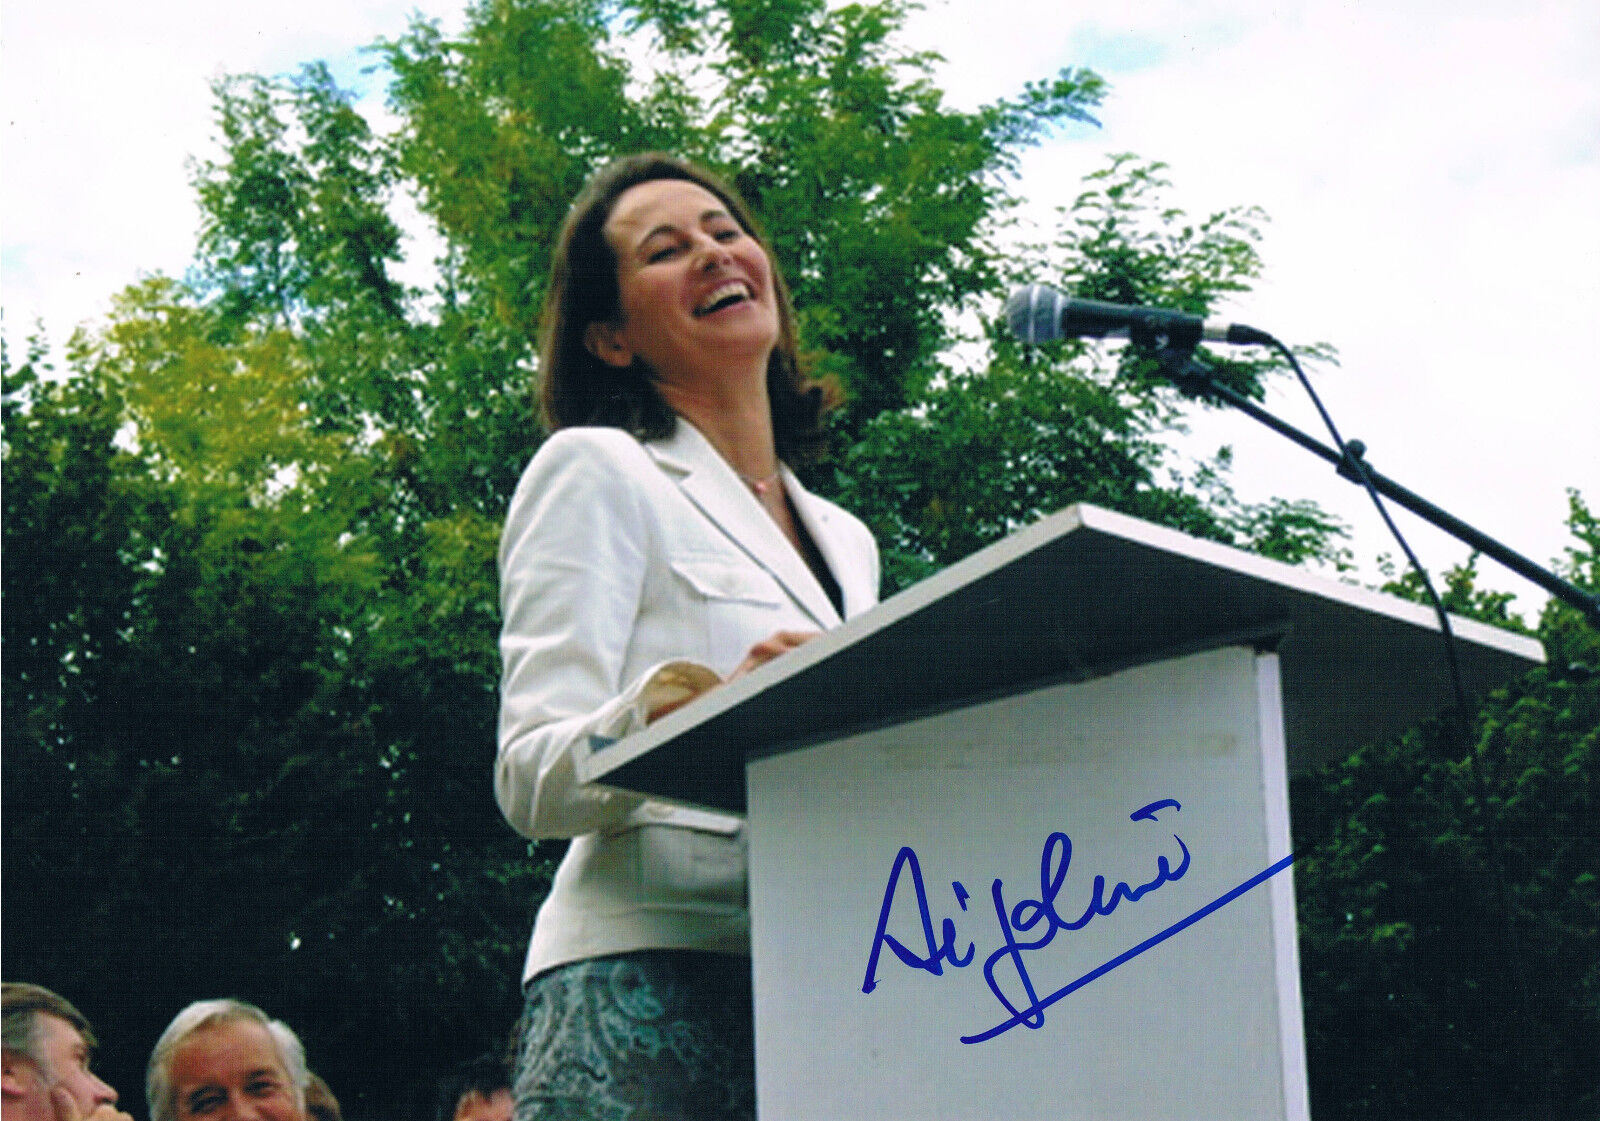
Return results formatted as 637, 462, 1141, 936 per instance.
511, 950, 756, 1121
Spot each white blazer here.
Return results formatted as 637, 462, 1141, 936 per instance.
497, 419, 879, 982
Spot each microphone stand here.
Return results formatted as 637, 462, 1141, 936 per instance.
1148, 344, 1586, 1103
1153, 345, 1600, 630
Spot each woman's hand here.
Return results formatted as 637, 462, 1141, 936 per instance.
644, 631, 820, 723
728, 629, 820, 683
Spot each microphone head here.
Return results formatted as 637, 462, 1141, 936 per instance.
1003, 284, 1069, 344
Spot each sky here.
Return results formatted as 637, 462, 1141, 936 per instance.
5, 0, 1597, 618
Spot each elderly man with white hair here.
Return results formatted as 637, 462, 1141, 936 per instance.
145, 1001, 309, 1121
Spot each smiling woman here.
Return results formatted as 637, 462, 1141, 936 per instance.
536, 155, 828, 466
496, 154, 882, 1120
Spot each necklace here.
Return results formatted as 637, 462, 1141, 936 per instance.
739, 468, 781, 496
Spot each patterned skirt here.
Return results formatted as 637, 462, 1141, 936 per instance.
511, 950, 756, 1121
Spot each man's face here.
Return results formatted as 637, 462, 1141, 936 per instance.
169, 1021, 304, 1121
2, 1014, 118, 1121
451, 1089, 512, 1121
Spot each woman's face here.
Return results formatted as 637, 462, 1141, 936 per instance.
588, 177, 779, 390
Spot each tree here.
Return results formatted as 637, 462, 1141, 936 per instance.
379, 0, 1107, 436
1292, 491, 1598, 1120
3, 282, 554, 1114
836, 155, 1350, 590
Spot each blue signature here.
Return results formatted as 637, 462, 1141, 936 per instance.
860, 798, 1295, 1043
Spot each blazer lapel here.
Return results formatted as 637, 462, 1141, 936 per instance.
783, 467, 876, 620
646, 421, 842, 629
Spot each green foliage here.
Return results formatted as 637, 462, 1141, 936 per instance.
1539, 490, 1600, 673
1377, 549, 1534, 634
835, 153, 1352, 591
1182, 448, 1355, 569
380, 0, 642, 340
835, 351, 1230, 591
1292, 493, 1598, 1119
194, 64, 406, 330
3, 286, 550, 1116
1047, 154, 1342, 405
379, 0, 1106, 437
3, 329, 150, 803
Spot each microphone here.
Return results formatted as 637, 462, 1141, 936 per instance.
1004, 284, 1272, 349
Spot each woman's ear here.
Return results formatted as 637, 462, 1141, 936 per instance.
583, 321, 634, 369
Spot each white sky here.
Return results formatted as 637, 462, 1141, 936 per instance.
5, 0, 1597, 617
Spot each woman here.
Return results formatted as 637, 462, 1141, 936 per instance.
497, 154, 879, 1119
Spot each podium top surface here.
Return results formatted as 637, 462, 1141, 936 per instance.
583, 503, 1544, 813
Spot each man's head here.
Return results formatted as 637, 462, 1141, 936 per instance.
302, 1074, 338, 1121
2, 984, 119, 1121
432, 1056, 511, 1121
146, 1001, 308, 1121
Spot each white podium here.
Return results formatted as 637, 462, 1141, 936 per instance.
582, 503, 1542, 1120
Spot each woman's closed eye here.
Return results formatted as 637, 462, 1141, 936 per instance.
644, 224, 742, 263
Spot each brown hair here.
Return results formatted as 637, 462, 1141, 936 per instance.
2, 984, 98, 1066
537, 152, 834, 462
305, 1072, 341, 1121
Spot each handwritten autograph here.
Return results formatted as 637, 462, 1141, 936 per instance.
860, 798, 1295, 1043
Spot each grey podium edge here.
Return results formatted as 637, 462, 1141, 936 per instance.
579, 502, 1545, 814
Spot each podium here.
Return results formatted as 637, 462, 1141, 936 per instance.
581, 503, 1543, 1120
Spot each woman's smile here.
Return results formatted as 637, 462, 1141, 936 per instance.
694, 280, 754, 317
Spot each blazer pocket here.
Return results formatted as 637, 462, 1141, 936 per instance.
633, 822, 748, 907
668, 553, 785, 607
623, 800, 745, 835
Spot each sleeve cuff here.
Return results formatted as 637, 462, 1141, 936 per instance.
591, 659, 723, 745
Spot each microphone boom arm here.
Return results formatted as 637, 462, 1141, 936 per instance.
1157, 347, 1600, 630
